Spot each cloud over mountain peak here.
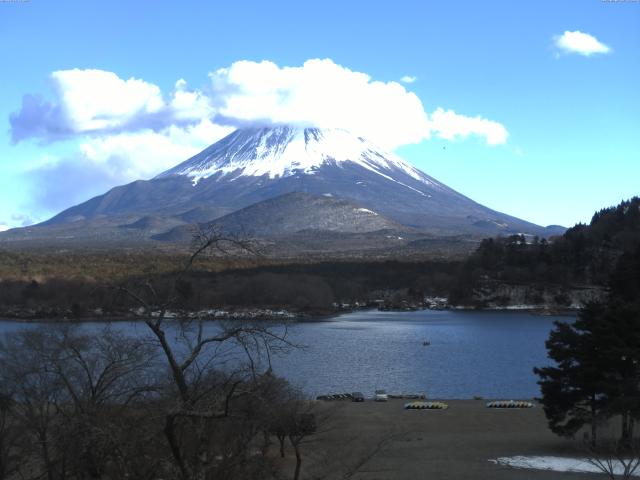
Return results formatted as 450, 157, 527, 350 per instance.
10, 59, 508, 150
8, 59, 509, 222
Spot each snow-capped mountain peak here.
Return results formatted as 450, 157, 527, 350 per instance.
157, 126, 438, 188
22, 125, 555, 243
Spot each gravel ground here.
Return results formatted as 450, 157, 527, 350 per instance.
292, 399, 602, 480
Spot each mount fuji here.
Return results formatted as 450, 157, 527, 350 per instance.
2, 126, 563, 251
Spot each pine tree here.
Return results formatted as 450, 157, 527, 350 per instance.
535, 246, 640, 446
534, 302, 609, 446
596, 305, 640, 445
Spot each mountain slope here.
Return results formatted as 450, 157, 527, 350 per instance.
212, 191, 403, 236
155, 192, 404, 241
3, 126, 562, 250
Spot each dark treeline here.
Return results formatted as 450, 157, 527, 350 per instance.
197, 260, 458, 310
0, 260, 460, 318
2, 198, 639, 318
451, 197, 640, 304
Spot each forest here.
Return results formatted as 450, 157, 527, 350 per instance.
450, 197, 640, 305
0, 197, 639, 318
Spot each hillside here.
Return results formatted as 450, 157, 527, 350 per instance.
450, 197, 640, 307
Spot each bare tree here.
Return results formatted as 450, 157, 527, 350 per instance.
0, 226, 297, 480
48, 327, 160, 479
288, 409, 318, 480
117, 225, 295, 479
585, 437, 640, 479
0, 392, 18, 480
0, 325, 161, 480
264, 386, 341, 480
0, 328, 69, 480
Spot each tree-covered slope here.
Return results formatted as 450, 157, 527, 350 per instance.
451, 197, 640, 306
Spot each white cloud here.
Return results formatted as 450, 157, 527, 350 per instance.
400, 75, 417, 84
11, 60, 508, 151
209, 58, 507, 149
0, 213, 36, 231
209, 59, 431, 149
78, 119, 233, 181
554, 31, 611, 56
170, 78, 214, 122
52, 69, 164, 132
10, 213, 36, 227
10, 70, 214, 142
429, 108, 509, 146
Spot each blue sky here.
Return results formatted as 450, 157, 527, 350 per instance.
0, 0, 638, 230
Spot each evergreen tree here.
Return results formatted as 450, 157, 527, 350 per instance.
535, 246, 640, 446
596, 245, 640, 444
609, 245, 640, 306
534, 302, 609, 446
596, 301, 640, 445
453, 196, 640, 304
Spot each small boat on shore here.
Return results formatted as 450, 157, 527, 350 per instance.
404, 401, 448, 410
486, 400, 534, 409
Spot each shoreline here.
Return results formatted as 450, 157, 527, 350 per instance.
0, 303, 579, 323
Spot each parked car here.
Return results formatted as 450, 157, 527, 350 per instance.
374, 389, 388, 402
352, 392, 365, 402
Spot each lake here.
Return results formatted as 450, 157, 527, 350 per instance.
0, 309, 566, 399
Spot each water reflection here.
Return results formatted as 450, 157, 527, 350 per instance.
0, 309, 567, 399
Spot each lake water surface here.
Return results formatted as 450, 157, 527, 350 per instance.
0, 309, 567, 399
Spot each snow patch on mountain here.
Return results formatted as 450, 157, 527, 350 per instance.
158, 127, 443, 193
356, 208, 378, 215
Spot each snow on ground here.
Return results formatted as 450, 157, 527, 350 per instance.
490, 455, 640, 476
